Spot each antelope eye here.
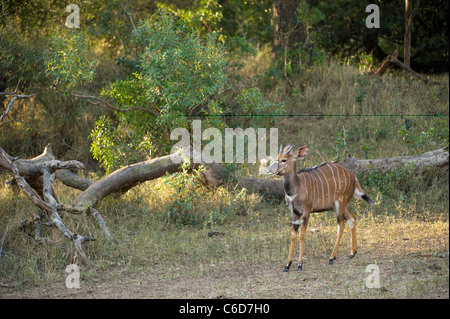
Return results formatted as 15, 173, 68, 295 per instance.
281, 159, 287, 163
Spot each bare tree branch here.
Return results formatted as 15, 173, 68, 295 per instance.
0, 93, 37, 123
70, 92, 160, 117
0, 147, 98, 258
372, 50, 439, 84
121, 4, 136, 30
51, 84, 160, 117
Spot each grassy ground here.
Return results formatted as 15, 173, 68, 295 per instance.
0, 58, 448, 298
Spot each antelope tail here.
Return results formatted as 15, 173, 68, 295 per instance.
354, 177, 374, 205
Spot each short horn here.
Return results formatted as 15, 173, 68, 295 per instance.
285, 144, 294, 154
279, 144, 283, 153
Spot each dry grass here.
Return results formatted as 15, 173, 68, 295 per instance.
0, 57, 448, 299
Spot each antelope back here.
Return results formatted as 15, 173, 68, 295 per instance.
299, 162, 355, 211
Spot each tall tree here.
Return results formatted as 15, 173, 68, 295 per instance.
404, 0, 421, 67
272, 0, 306, 54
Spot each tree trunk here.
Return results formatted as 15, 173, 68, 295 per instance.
404, 0, 411, 67
73, 148, 226, 208
404, 0, 421, 67
342, 146, 449, 174
272, 0, 305, 54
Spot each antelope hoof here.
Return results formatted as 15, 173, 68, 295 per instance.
329, 257, 336, 265
349, 251, 357, 259
297, 263, 303, 272
283, 262, 292, 272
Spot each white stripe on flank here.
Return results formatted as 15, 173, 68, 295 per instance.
302, 174, 308, 196
341, 166, 348, 194
345, 167, 352, 194
335, 164, 341, 192
313, 171, 325, 207
309, 173, 316, 209
327, 164, 337, 201
318, 168, 330, 206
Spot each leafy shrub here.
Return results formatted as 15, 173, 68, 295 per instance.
398, 117, 449, 154
44, 31, 97, 90
236, 87, 285, 127
90, 9, 228, 171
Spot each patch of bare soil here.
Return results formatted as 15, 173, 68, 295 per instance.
1, 250, 448, 299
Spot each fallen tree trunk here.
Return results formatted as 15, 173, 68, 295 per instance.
341, 146, 449, 174
1, 144, 448, 257
74, 148, 225, 208
57, 146, 450, 203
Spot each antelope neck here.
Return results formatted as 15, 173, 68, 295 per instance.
283, 162, 300, 197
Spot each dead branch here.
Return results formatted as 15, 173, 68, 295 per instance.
0, 146, 103, 258
372, 50, 439, 84
0, 92, 37, 123
70, 92, 160, 117
121, 4, 136, 30
55, 169, 93, 190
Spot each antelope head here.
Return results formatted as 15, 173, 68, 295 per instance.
266, 144, 309, 176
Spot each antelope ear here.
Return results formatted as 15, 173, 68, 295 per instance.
294, 145, 309, 159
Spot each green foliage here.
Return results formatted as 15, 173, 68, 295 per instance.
331, 127, 349, 161
132, 9, 227, 124
91, 9, 228, 170
157, 0, 223, 37
236, 87, 286, 127
161, 162, 258, 228
163, 161, 204, 226
315, 0, 448, 72
398, 117, 449, 154
0, 30, 47, 90
272, 1, 326, 79
360, 165, 421, 201
361, 143, 372, 160
295, 0, 326, 68
219, 0, 273, 53
344, 51, 376, 71
44, 32, 97, 90
89, 115, 144, 173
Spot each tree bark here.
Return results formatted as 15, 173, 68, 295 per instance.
272, 0, 305, 54
73, 147, 225, 208
404, 0, 411, 67
404, 0, 421, 67
342, 146, 449, 174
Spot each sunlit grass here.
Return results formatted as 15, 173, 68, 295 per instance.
0, 58, 448, 298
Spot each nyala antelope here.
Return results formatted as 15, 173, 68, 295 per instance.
267, 144, 373, 272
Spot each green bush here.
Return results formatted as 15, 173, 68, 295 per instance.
90, 9, 228, 171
